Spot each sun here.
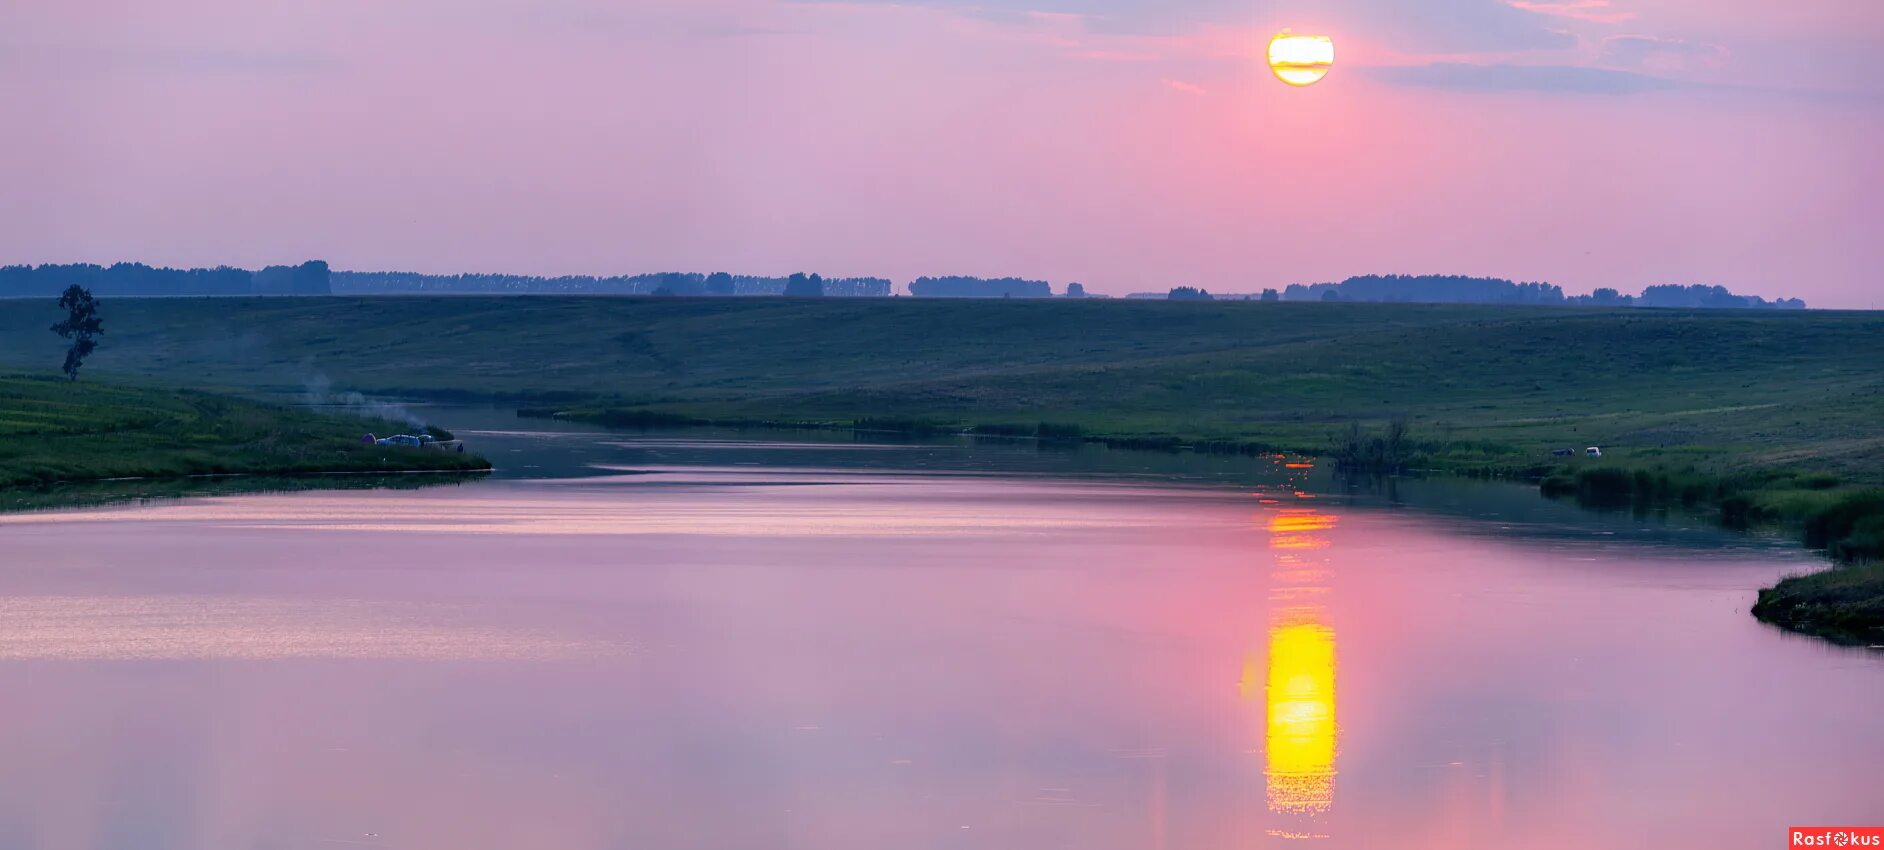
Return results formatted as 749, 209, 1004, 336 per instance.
1268, 30, 1335, 87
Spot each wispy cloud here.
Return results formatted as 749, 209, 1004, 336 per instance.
1367, 62, 1676, 94
1504, 0, 1636, 24
1070, 49, 1162, 62
1161, 78, 1206, 95
1599, 34, 1727, 70
805, 0, 1588, 53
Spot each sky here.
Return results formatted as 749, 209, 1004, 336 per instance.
3, 0, 1882, 306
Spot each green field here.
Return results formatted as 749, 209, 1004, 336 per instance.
0, 375, 489, 493
1, 296, 1877, 477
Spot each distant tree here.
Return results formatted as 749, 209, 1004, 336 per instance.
705, 272, 735, 296
1168, 286, 1214, 301
783, 273, 824, 297
293, 260, 331, 295
1259, 288, 1280, 302
51, 284, 103, 380
1283, 282, 1338, 301
1065, 282, 1087, 298
1320, 289, 1342, 302
651, 285, 676, 297
1588, 287, 1623, 305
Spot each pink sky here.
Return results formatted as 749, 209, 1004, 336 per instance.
3, 0, 1881, 306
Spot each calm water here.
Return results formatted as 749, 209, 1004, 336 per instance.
0, 412, 1877, 849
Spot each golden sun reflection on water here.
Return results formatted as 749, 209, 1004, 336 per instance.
1252, 508, 1339, 836
1264, 620, 1337, 817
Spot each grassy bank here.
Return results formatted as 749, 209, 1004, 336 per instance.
1, 295, 1880, 638
0, 375, 490, 493
1752, 563, 1884, 645
1536, 459, 1883, 554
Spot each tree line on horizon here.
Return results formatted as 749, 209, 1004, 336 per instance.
1148, 275, 1805, 309
335, 270, 893, 297
0, 264, 1807, 309
0, 261, 331, 297
1273, 275, 1806, 309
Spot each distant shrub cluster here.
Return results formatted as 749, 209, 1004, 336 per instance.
1328, 418, 1425, 473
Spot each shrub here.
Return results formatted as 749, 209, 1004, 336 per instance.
1328, 418, 1423, 473
1802, 489, 1884, 557
1797, 471, 1841, 490
1573, 466, 1636, 506
1835, 516, 1884, 562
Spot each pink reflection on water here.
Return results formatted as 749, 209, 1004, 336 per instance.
0, 470, 1873, 849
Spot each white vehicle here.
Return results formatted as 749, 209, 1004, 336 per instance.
1585, 446, 1603, 458
363, 433, 466, 452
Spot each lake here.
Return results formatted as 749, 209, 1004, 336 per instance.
0, 409, 1877, 849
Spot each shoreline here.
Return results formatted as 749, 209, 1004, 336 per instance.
0, 468, 492, 514
519, 404, 1883, 645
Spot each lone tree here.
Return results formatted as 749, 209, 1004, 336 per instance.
51, 284, 103, 380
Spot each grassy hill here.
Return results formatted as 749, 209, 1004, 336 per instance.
0, 296, 1878, 480
0, 375, 489, 492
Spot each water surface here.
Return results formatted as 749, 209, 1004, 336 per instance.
0, 416, 1875, 849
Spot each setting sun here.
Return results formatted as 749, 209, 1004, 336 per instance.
1268, 30, 1335, 87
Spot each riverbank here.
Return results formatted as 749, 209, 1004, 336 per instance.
0, 375, 490, 496
519, 403, 1884, 641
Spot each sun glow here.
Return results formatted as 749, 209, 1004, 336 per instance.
1267, 31, 1335, 87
